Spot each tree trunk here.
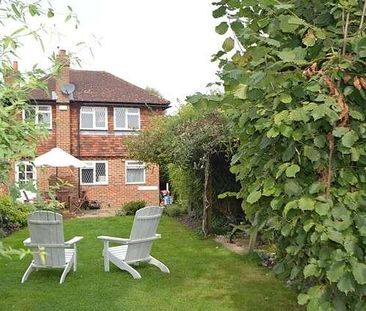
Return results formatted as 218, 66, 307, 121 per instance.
202, 154, 213, 237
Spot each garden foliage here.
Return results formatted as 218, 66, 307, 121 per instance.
0, 195, 32, 237
117, 200, 146, 216
0, 0, 79, 258
212, 0, 366, 309
127, 105, 238, 235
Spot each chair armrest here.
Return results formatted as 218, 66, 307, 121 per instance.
128, 234, 161, 245
23, 237, 31, 246
97, 236, 130, 244
64, 236, 84, 246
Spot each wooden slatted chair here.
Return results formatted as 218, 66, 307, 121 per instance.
98, 206, 169, 279
21, 211, 83, 284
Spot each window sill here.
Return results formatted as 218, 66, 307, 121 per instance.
114, 131, 139, 136
80, 130, 108, 135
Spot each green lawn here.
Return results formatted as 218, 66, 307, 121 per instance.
0, 216, 302, 311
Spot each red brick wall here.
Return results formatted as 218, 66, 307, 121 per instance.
36, 105, 56, 154
79, 159, 160, 209
70, 105, 163, 157
6, 104, 164, 210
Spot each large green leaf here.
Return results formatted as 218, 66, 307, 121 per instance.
280, 93, 292, 103
333, 127, 349, 137
213, 6, 226, 18
304, 146, 321, 162
246, 190, 262, 204
283, 200, 298, 215
222, 37, 235, 52
279, 15, 299, 32
304, 263, 319, 278
277, 49, 296, 62
215, 22, 229, 35
315, 202, 330, 216
276, 162, 290, 179
284, 181, 302, 196
352, 262, 366, 285
326, 262, 345, 282
299, 197, 315, 211
337, 273, 355, 294
297, 293, 309, 305
285, 164, 300, 177
341, 130, 359, 148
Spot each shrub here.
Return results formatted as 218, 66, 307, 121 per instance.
210, 214, 231, 235
163, 204, 186, 217
116, 200, 146, 216
0, 195, 33, 236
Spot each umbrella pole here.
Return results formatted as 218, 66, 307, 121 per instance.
78, 169, 81, 197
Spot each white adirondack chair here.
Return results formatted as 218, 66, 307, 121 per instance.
98, 206, 169, 279
21, 211, 83, 284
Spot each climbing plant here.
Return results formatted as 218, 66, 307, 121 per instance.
213, 0, 366, 309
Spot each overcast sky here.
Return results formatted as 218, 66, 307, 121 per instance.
17, 0, 223, 113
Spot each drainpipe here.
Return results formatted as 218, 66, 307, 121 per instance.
77, 104, 81, 197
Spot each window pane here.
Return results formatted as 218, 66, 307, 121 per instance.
127, 108, 139, 114
81, 113, 93, 128
81, 107, 93, 113
24, 107, 36, 121
126, 168, 144, 183
95, 108, 106, 128
95, 162, 106, 182
81, 168, 94, 183
127, 115, 139, 129
38, 112, 51, 127
18, 172, 25, 181
38, 106, 51, 112
115, 108, 126, 128
17, 163, 35, 182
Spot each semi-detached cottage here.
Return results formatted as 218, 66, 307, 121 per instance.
13, 50, 169, 210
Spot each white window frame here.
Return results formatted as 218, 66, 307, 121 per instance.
125, 160, 146, 184
15, 161, 37, 185
80, 106, 108, 130
114, 107, 140, 130
22, 105, 52, 129
80, 161, 108, 185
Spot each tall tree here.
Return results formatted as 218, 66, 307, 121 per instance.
127, 103, 233, 236
213, 0, 366, 309
0, 0, 78, 258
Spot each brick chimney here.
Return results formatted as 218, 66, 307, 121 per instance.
55, 49, 71, 153
55, 49, 70, 103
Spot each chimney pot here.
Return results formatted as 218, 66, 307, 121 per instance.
57, 49, 70, 66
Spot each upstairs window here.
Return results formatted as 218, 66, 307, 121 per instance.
125, 161, 145, 184
114, 107, 140, 130
80, 107, 107, 130
23, 105, 52, 129
80, 161, 108, 185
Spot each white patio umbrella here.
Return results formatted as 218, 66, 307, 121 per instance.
34, 147, 86, 168
34, 147, 87, 205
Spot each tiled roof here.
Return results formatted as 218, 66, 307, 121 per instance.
31, 69, 170, 106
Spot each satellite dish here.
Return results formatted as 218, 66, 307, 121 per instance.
60, 83, 75, 95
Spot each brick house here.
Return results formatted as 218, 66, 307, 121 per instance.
12, 50, 169, 209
